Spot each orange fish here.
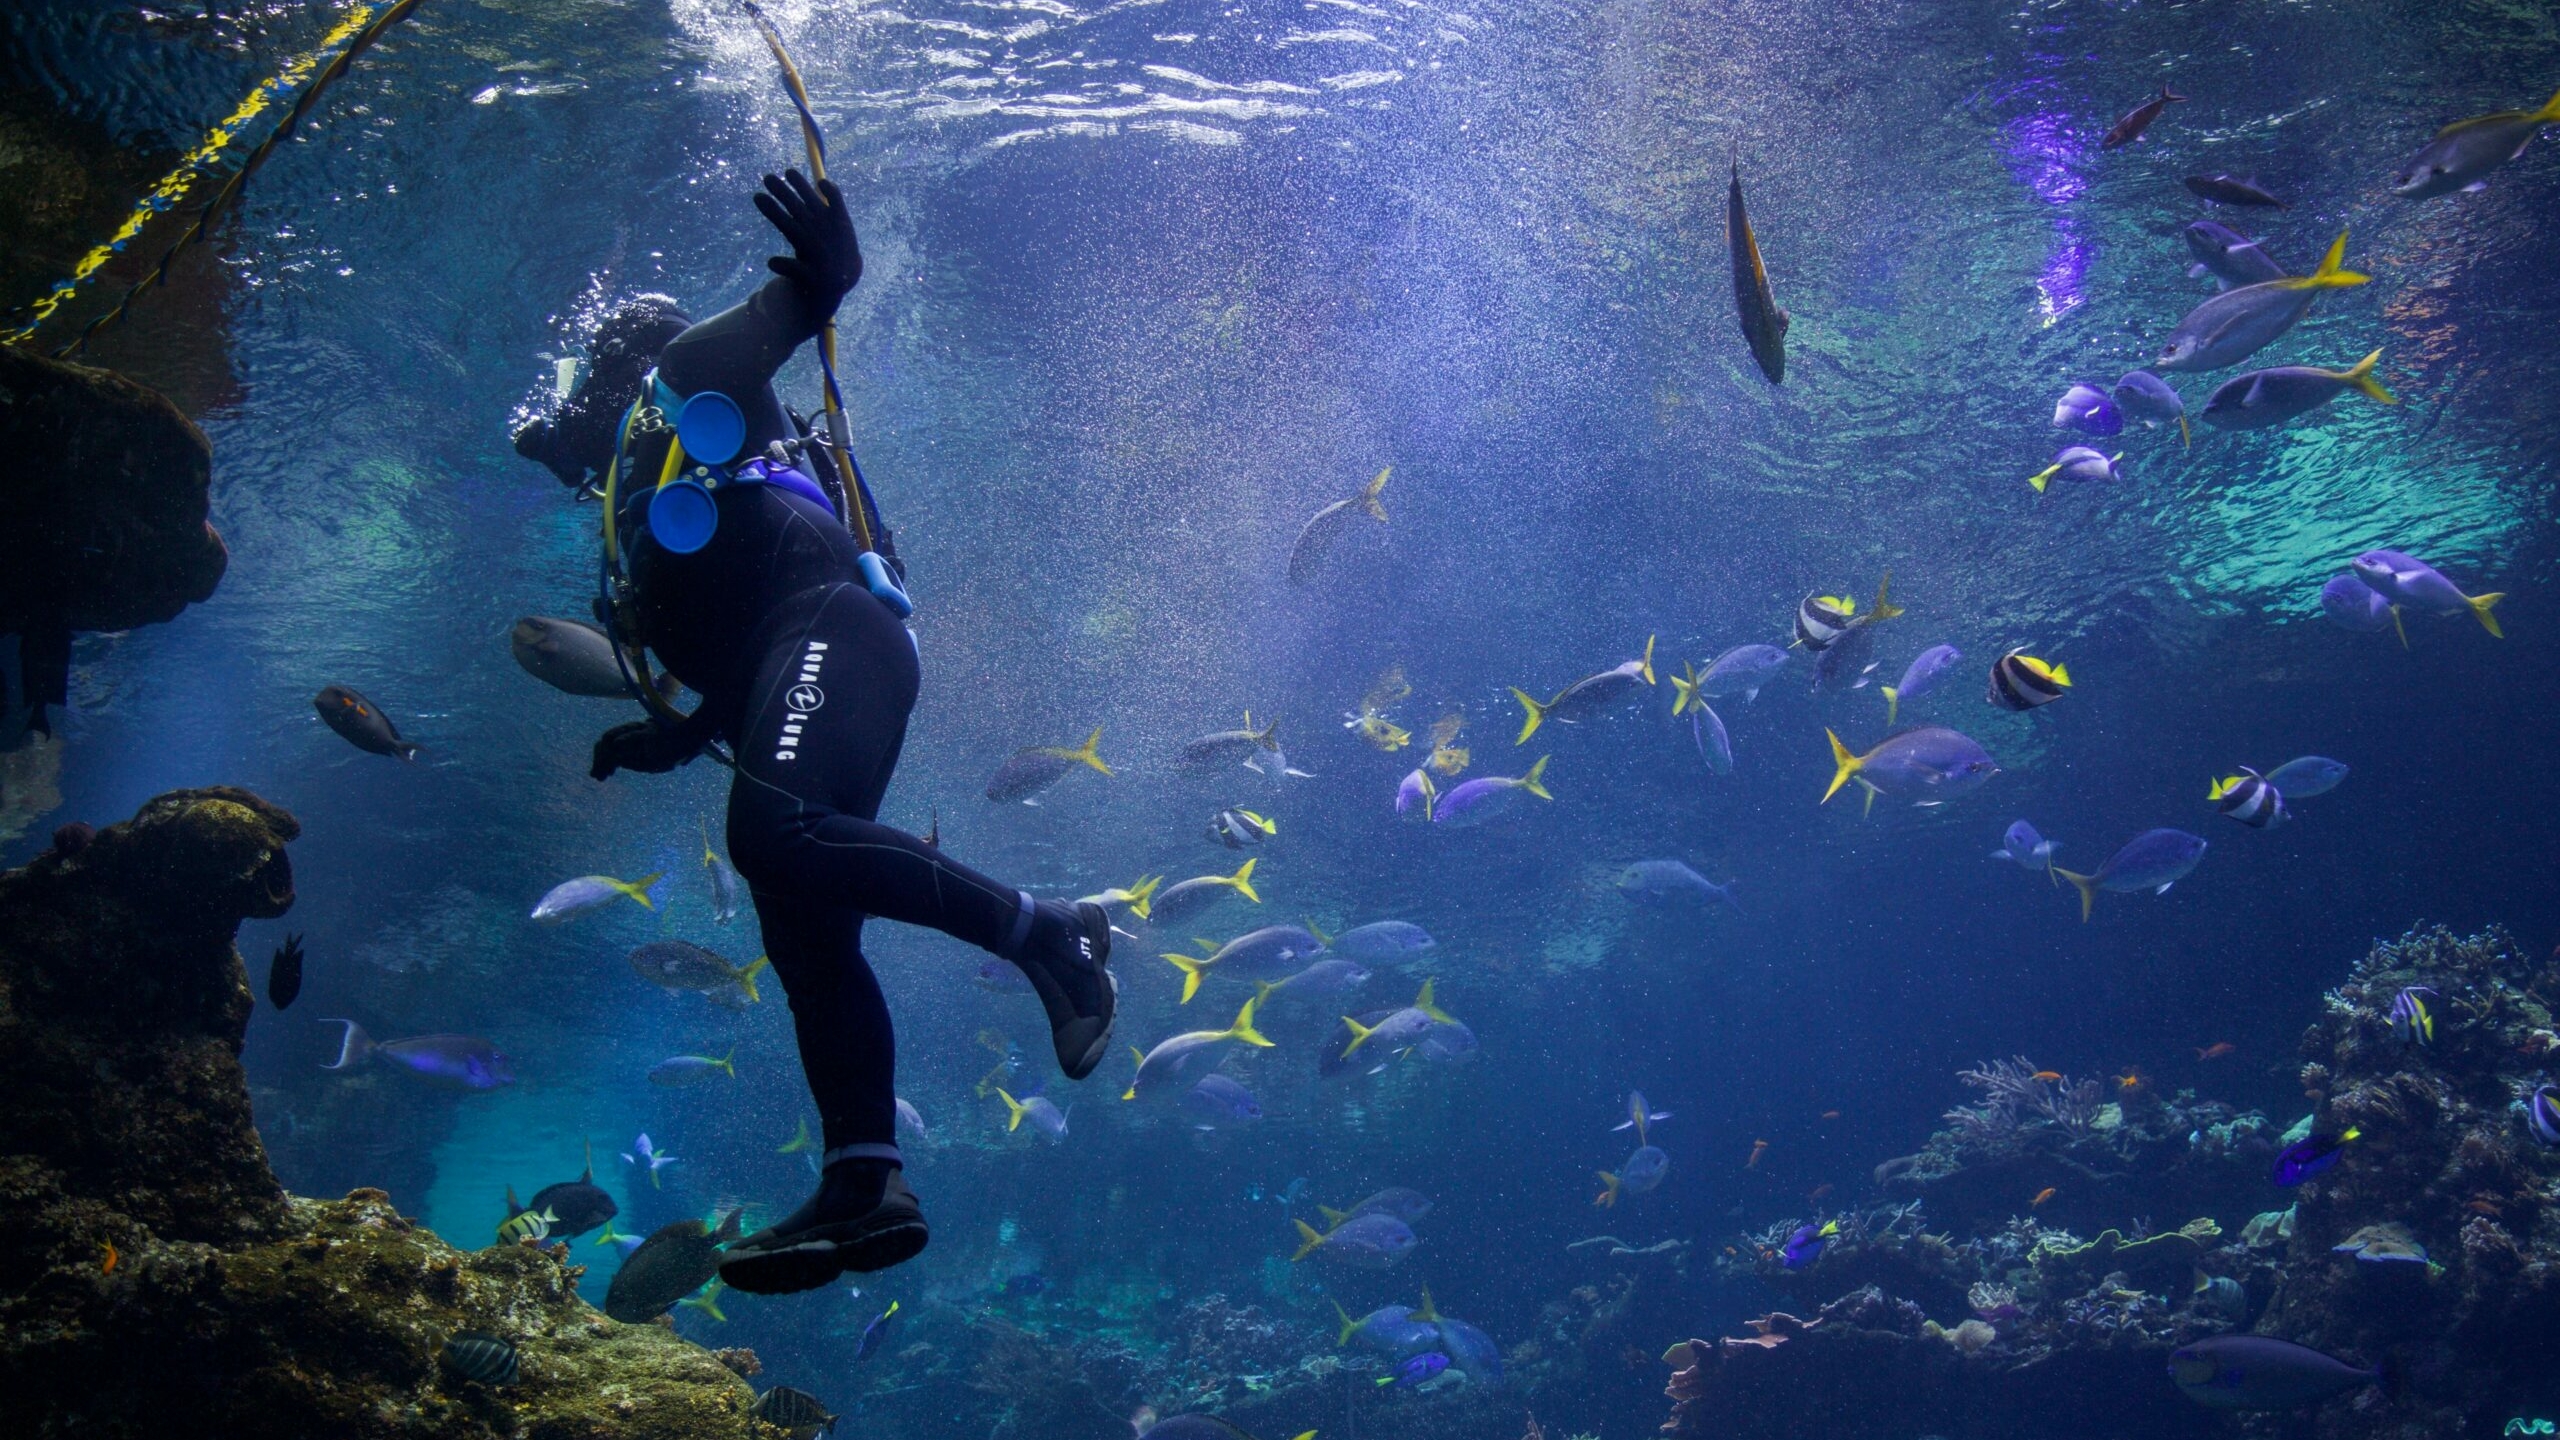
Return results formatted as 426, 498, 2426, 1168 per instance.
100, 1241, 118, 1275
2195, 1042, 2238, 1061
2029, 1070, 2062, 1083
2030, 1187, 2056, 1208
1745, 1140, 1768, 1168
2115, 1071, 2145, 1091
1820, 1110, 1841, 1120
1807, 1183, 1834, 1202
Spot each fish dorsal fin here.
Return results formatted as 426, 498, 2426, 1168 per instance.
1320, 1205, 1349, 1226
582, 1139, 595, 1183
1414, 1286, 1441, 1322
1415, 978, 1456, 1025
506, 1184, 523, 1213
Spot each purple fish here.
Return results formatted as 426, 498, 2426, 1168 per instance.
1184, 1073, 1263, 1127
2272, 1129, 2358, 1186
2319, 574, 2398, 638
1692, 701, 1732, 776
2349, 550, 2504, 637
321, 1020, 515, 1089
1822, 726, 1999, 809
2028, 447, 2121, 493
2113, 370, 2190, 446
1781, 1220, 1838, 1270
1880, 644, 1961, 725
1294, 1210, 1419, 1268
2052, 829, 2207, 921
1991, 819, 2057, 872
1395, 767, 1435, 821
1431, 757, 1553, 828
1698, 644, 1790, 702
2053, 383, 2124, 437
1377, 1351, 1450, 1388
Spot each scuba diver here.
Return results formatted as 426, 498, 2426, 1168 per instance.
519, 169, 1116, 1294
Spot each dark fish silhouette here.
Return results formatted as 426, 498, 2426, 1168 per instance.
1286, 467, 1391, 587
1727, 159, 1789, 384
313, 685, 418, 760
2183, 173, 2287, 208
2168, 1335, 2379, 1409
267, 933, 304, 1010
604, 1209, 742, 1323
440, 1330, 519, 1385
527, 1142, 618, 1238
752, 1386, 839, 1436
2100, 85, 2184, 149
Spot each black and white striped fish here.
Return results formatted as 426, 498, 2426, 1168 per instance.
1795, 592, 1858, 651
2209, 769, 2289, 828
441, 1330, 520, 1385
1986, 651, 2071, 711
753, 1385, 840, 1436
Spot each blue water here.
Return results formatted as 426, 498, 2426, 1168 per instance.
8, 0, 2559, 1432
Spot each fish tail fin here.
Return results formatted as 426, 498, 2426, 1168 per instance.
1253, 979, 1277, 1007
1821, 729, 1863, 804
618, 872, 664, 909
2282, 229, 2368, 290
1305, 917, 1332, 947
1292, 1218, 1327, 1261
1333, 1299, 1358, 1347
997, 1087, 1028, 1132
1521, 754, 1553, 800
1242, 809, 1274, 833
1880, 686, 1900, 726
1165, 954, 1207, 1004
398, 742, 420, 762
2208, 775, 2237, 801
1361, 465, 1391, 522
1869, 571, 1903, 622
1339, 1014, 1378, 1056
1414, 1286, 1441, 1322
2468, 591, 2505, 638
1319, 1205, 1349, 1227
1639, 634, 1658, 685
1250, 713, 1279, 750
1593, 1171, 1622, 1207
1227, 857, 1260, 903
1671, 663, 1698, 716
2391, 604, 2410, 649
2536, 87, 2560, 124
2177, 412, 2191, 449
1415, 977, 1455, 1025
738, 955, 770, 1004
2028, 461, 2062, 493
2163, 85, 2186, 102
779, 1116, 812, 1154
320, 1018, 373, 1070
1509, 687, 1546, 743
2341, 348, 2396, 404
1226, 996, 1274, 1048
1127, 875, 1160, 920
1073, 726, 1112, 776
2053, 867, 2099, 922
1121, 1045, 1148, 1101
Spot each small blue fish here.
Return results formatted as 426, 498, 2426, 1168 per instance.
321, 1021, 516, 1089
1333, 1301, 1440, 1357
2182, 221, 2286, 289
1991, 819, 2058, 875
1326, 921, 1437, 965
2264, 756, 2348, 798
1594, 1145, 1668, 1206
530, 872, 662, 924
997, 1087, 1070, 1142
2528, 1085, 2560, 1147
1880, 644, 1961, 725
2350, 550, 2504, 637
1697, 643, 1791, 702
1822, 727, 1999, 811
2053, 829, 2207, 922
700, 826, 744, 924
856, 1299, 900, 1361
1781, 1219, 1838, 1270
1431, 757, 1553, 828
1692, 700, 1732, 776
1376, 1350, 1450, 1388
2318, 574, 2401, 644
621, 1132, 677, 1188
1183, 1074, 1262, 1127
2028, 446, 2121, 493
1614, 1090, 1672, 1145
1615, 860, 1741, 914
2272, 1128, 2359, 1187
2388, 986, 2437, 1046
2052, 382, 2123, 437
2112, 370, 2190, 446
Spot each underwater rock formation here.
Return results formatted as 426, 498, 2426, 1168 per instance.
0, 346, 228, 739
0, 789, 758, 1438
1668, 925, 2560, 1440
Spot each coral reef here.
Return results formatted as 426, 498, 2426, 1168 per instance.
0, 790, 758, 1438
1665, 925, 2560, 1439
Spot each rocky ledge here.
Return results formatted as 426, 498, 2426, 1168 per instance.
0, 789, 758, 1439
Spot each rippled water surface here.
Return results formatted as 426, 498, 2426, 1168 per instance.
6, 0, 2559, 1429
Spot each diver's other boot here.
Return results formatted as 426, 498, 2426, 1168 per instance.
1010, 899, 1117, 1081
719, 1162, 927, 1294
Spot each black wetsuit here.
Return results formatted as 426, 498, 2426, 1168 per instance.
607, 274, 1041, 1167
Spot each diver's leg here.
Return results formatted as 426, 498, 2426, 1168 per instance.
721, 898, 928, 1291
725, 584, 1117, 1077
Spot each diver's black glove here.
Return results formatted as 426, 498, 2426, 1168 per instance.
590, 721, 695, 780
754, 168, 861, 317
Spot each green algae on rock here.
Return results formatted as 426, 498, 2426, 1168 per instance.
0, 789, 760, 1438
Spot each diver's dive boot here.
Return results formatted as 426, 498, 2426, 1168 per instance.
719, 1165, 927, 1294
1011, 899, 1118, 1081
